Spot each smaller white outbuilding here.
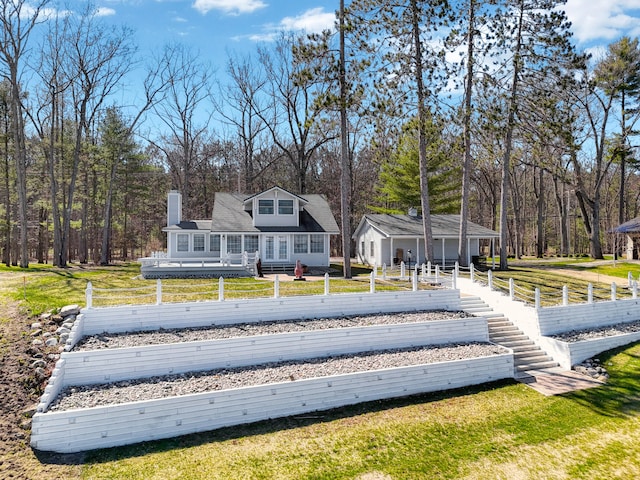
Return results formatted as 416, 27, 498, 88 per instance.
352, 211, 499, 268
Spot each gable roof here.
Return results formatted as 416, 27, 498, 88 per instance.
353, 214, 499, 239
612, 216, 640, 234
211, 192, 339, 234
242, 186, 309, 206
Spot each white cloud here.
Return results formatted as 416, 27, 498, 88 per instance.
192, 0, 267, 15
564, 0, 640, 44
95, 7, 116, 17
242, 7, 336, 43
278, 7, 335, 34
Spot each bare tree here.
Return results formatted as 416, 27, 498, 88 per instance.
217, 52, 272, 192
151, 43, 214, 218
258, 32, 336, 194
0, 0, 51, 268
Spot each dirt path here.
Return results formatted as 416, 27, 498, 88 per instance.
0, 274, 82, 479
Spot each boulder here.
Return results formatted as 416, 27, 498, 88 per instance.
59, 305, 80, 318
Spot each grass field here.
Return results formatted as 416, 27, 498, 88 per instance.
1, 260, 639, 479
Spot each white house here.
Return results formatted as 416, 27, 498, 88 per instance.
155, 187, 339, 275
352, 211, 499, 268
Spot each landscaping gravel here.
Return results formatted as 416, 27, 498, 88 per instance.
48, 342, 507, 412
74, 310, 472, 351
45, 310, 504, 412
550, 319, 640, 342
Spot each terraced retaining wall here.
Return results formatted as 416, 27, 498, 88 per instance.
31, 289, 514, 453
37, 317, 489, 412
31, 354, 513, 453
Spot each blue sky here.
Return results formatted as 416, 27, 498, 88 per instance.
90, 0, 640, 60
55, 0, 640, 131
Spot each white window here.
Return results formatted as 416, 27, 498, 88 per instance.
258, 199, 274, 215
370, 241, 375, 257
193, 234, 205, 252
278, 199, 294, 215
278, 235, 288, 260
210, 235, 221, 256
177, 234, 189, 252
265, 236, 274, 260
294, 234, 308, 254
227, 235, 242, 254
310, 234, 324, 254
360, 241, 365, 256
245, 235, 259, 253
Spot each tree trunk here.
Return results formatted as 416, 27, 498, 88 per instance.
458, 0, 476, 268
339, 0, 352, 278
410, 0, 434, 263
499, 0, 525, 270
535, 167, 545, 258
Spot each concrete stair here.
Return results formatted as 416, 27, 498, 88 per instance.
460, 296, 558, 375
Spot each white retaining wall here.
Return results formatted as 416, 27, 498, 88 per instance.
31, 353, 513, 453
59, 318, 489, 387
536, 298, 640, 336
539, 332, 640, 369
75, 289, 461, 338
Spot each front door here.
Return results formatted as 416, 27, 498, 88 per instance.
265, 235, 289, 262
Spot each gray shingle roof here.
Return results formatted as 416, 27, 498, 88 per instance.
210, 192, 339, 234
356, 214, 499, 239
612, 216, 640, 234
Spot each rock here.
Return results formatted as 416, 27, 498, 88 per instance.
59, 305, 80, 318
42, 332, 52, 338
32, 339, 43, 346
60, 333, 69, 344
62, 321, 75, 330
31, 359, 47, 368
31, 322, 42, 329
45, 337, 58, 347
56, 326, 71, 335
35, 367, 48, 379
40, 313, 52, 321
30, 329, 42, 337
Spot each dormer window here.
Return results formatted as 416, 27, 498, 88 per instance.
278, 199, 294, 215
258, 199, 274, 215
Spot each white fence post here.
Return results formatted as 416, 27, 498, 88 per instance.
400, 261, 406, 279
421, 263, 426, 281
435, 265, 440, 284
274, 275, 280, 298
509, 278, 515, 300
611, 282, 617, 301
535, 287, 541, 309
156, 279, 162, 305
488, 270, 493, 290
588, 283, 593, 304
629, 272, 633, 288
324, 273, 330, 295
562, 285, 568, 306
219, 277, 225, 302
427, 261, 432, 277
452, 264, 458, 290
382, 263, 387, 281
470, 263, 475, 282
370, 271, 376, 293
633, 280, 638, 299
412, 267, 418, 291
85, 282, 93, 309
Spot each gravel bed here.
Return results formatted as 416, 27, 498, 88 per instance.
551, 319, 640, 342
48, 342, 506, 412
74, 310, 472, 351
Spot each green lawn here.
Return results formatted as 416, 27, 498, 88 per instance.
80, 343, 640, 479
